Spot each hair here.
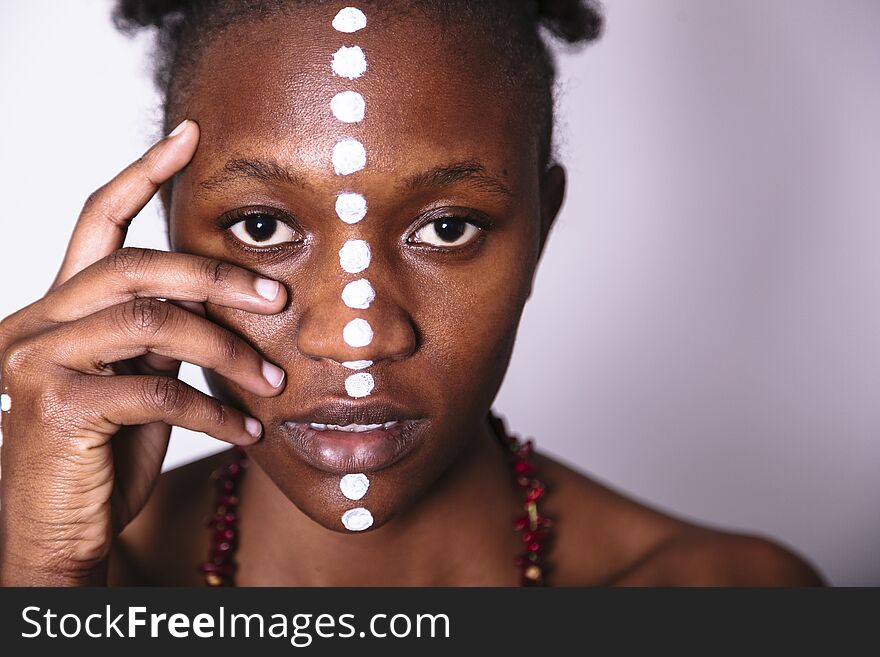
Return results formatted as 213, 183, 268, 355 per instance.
113, 0, 604, 168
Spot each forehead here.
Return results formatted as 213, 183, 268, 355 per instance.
183, 7, 539, 184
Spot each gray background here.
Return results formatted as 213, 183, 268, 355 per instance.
1, 1, 878, 585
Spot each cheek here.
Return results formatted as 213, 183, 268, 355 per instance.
413, 234, 537, 399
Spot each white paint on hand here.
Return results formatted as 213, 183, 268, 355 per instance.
343, 318, 374, 348
332, 7, 367, 33
335, 192, 368, 224
332, 139, 367, 175
332, 45, 367, 80
339, 239, 371, 273
341, 507, 374, 531
331, 91, 366, 124
341, 360, 374, 370
340, 473, 370, 500
342, 278, 375, 309
345, 372, 375, 398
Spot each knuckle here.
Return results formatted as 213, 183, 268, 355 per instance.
210, 399, 229, 428
219, 331, 239, 362
104, 246, 156, 279
147, 377, 188, 416
119, 297, 173, 336
201, 258, 234, 287
1, 336, 40, 381
80, 185, 110, 217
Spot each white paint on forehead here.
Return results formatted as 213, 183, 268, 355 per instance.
340, 473, 370, 501
335, 192, 368, 224
341, 507, 374, 531
332, 7, 367, 33
331, 91, 366, 124
344, 372, 375, 398
341, 278, 375, 309
341, 360, 374, 370
331, 45, 367, 80
343, 318, 374, 348
338, 239, 371, 273
0, 394, 10, 412
332, 138, 367, 175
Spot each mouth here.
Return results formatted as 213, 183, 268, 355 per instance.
279, 399, 428, 474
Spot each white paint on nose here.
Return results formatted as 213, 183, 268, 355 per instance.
343, 318, 374, 348
339, 239, 371, 273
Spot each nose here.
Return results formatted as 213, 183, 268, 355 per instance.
296, 289, 418, 366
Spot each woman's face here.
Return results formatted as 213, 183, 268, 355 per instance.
168, 7, 563, 531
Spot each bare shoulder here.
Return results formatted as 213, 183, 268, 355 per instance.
534, 451, 825, 586
108, 449, 234, 586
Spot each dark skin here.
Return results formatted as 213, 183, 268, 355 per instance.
0, 8, 824, 586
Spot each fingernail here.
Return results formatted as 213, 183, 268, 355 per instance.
167, 119, 189, 138
244, 417, 263, 439
262, 361, 285, 388
254, 277, 280, 302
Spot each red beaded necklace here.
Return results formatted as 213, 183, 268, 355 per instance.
200, 411, 552, 586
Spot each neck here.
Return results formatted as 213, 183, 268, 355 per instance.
234, 414, 522, 586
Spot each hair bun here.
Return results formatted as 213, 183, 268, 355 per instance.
535, 0, 604, 44
113, 0, 189, 32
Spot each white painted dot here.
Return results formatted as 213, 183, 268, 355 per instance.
345, 372, 374, 398
339, 239, 371, 273
332, 7, 367, 33
343, 318, 373, 348
331, 91, 366, 124
335, 192, 368, 224
340, 473, 370, 500
332, 139, 367, 175
0, 394, 10, 412
342, 278, 375, 309
332, 45, 367, 80
341, 360, 374, 370
341, 507, 374, 531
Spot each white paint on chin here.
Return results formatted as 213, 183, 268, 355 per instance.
340, 473, 370, 500
331, 91, 366, 124
345, 372, 374, 398
338, 239, 371, 273
332, 7, 367, 33
342, 278, 375, 309
331, 45, 367, 79
341, 507, 374, 531
343, 318, 374, 348
335, 192, 368, 224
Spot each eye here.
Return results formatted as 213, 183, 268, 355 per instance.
409, 217, 482, 248
227, 212, 302, 247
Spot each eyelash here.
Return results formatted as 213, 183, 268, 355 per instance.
216, 207, 493, 253
216, 206, 304, 253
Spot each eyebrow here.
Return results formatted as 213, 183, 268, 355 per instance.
197, 156, 513, 200
403, 160, 513, 200
198, 157, 308, 194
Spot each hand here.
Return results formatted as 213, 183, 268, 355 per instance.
0, 120, 288, 585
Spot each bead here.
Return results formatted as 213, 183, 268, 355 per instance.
523, 565, 542, 581
205, 573, 223, 586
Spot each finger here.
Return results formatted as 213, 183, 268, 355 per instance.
52, 119, 199, 289
135, 300, 205, 373
37, 298, 286, 396
44, 247, 285, 322
89, 374, 263, 445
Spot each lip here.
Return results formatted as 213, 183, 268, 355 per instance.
279, 398, 428, 474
